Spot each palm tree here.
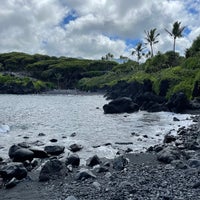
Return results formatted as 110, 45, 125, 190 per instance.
131, 42, 145, 62
144, 28, 160, 57
104, 53, 114, 61
165, 21, 185, 54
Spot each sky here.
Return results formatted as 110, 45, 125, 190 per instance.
0, 0, 200, 60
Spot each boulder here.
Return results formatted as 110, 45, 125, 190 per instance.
105, 80, 142, 100
29, 148, 49, 158
157, 146, 181, 164
12, 148, 34, 162
103, 97, 139, 114
75, 169, 96, 180
65, 154, 80, 167
134, 92, 166, 108
5, 177, 19, 189
86, 155, 101, 167
39, 159, 65, 182
0, 163, 27, 180
8, 144, 21, 159
167, 92, 190, 113
44, 145, 65, 156
69, 144, 83, 152
113, 156, 128, 171
163, 134, 176, 144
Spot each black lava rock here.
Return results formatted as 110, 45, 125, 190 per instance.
44, 145, 65, 156
66, 154, 80, 167
39, 159, 65, 182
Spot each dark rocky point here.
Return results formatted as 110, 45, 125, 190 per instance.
103, 97, 139, 114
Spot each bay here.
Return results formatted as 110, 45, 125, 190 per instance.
0, 94, 192, 162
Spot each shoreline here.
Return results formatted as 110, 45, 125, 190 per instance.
1, 115, 200, 199
41, 89, 106, 96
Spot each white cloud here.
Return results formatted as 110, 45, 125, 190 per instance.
0, 0, 199, 59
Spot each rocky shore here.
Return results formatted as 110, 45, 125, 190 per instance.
0, 114, 200, 199
103, 80, 200, 114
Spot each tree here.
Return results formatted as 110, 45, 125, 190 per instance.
144, 28, 160, 57
131, 42, 145, 62
185, 34, 200, 58
55, 73, 62, 89
165, 21, 185, 54
105, 53, 114, 61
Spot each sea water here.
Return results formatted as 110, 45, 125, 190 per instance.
0, 94, 193, 162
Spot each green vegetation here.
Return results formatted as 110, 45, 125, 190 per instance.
0, 32, 199, 98
78, 34, 200, 99
0, 73, 51, 93
0, 52, 117, 92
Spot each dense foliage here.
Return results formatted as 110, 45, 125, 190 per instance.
0, 34, 199, 97
0, 52, 117, 92
79, 35, 200, 99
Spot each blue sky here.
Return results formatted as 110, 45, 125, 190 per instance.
0, 0, 199, 59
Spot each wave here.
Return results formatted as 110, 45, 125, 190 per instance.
0, 124, 10, 133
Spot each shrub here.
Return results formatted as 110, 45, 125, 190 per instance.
186, 34, 200, 57
182, 57, 200, 69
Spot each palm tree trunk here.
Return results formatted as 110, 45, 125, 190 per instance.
173, 37, 176, 54
150, 44, 153, 57
173, 37, 176, 63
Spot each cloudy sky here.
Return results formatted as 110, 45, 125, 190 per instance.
0, 0, 200, 60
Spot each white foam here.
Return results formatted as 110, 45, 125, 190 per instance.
0, 124, 10, 133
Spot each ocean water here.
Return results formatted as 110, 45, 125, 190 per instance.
0, 94, 193, 162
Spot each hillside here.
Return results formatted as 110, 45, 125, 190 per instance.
0, 34, 199, 98
0, 52, 117, 94
78, 35, 200, 100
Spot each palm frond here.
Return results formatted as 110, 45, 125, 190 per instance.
165, 28, 173, 36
